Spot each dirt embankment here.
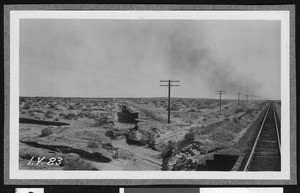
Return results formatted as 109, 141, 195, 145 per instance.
161, 102, 269, 171
19, 97, 271, 171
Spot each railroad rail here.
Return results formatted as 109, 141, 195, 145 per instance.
243, 103, 281, 171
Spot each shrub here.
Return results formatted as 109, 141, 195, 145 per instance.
151, 127, 158, 133
95, 114, 108, 126
235, 109, 244, 114
28, 110, 35, 116
23, 104, 30, 110
160, 140, 175, 159
173, 113, 180, 117
59, 112, 66, 117
34, 109, 44, 113
232, 117, 239, 123
45, 110, 54, 115
68, 105, 75, 110
63, 113, 77, 120
49, 105, 56, 109
147, 134, 156, 148
40, 127, 53, 137
245, 109, 253, 114
63, 153, 98, 170
184, 132, 195, 143
112, 150, 118, 159
87, 141, 99, 148
78, 111, 87, 118
45, 114, 54, 118
54, 117, 60, 121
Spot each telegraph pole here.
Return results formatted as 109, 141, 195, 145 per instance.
245, 94, 249, 103
160, 80, 180, 124
215, 90, 226, 111
232, 91, 242, 106
237, 92, 242, 106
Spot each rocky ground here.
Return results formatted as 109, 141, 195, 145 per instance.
19, 97, 276, 171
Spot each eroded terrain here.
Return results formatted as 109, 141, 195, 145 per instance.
19, 97, 275, 171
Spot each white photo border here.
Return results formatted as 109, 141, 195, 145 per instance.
4, 5, 296, 185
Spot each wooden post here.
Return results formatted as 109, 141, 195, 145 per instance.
160, 80, 180, 124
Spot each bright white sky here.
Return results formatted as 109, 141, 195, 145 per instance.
20, 19, 281, 99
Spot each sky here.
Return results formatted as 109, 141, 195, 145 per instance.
20, 19, 281, 100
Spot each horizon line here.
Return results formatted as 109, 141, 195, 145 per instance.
19, 96, 279, 101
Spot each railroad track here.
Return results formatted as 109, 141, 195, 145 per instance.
243, 103, 281, 171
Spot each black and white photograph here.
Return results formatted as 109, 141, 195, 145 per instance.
5, 7, 295, 184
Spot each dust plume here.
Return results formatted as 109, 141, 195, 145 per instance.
166, 26, 262, 96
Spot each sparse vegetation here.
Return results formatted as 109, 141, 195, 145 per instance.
87, 141, 99, 148
40, 127, 53, 137
63, 113, 77, 120
28, 110, 35, 116
139, 108, 164, 122
232, 117, 239, 123
45, 114, 54, 118
184, 132, 195, 143
245, 108, 253, 114
63, 155, 98, 170
59, 112, 66, 117
235, 109, 244, 114
68, 105, 75, 110
160, 140, 176, 158
94, 114, 109, 126
19, 96, 269, 171
45, 110, 55, 118
173, 113, 180, 117
78, 111, 95, 118
147, 134, 156, 148
45, 110, 55, 115
22, 104, 30, 109
34, 109, 44, 113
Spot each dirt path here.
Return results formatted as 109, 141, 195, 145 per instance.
111, 138, 162, 166
93, 137, 162, 171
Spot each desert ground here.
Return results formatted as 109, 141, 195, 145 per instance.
18, 97, 280, 171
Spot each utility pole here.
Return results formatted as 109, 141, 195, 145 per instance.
245, 94, 249, 103
237, 92, 242, 106
232, 91, 242, 106
160, 80, 180, 124
215, 90, 226, 111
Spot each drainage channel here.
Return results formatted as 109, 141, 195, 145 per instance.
20, 141, 111, 163
20, 118, 70, 126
